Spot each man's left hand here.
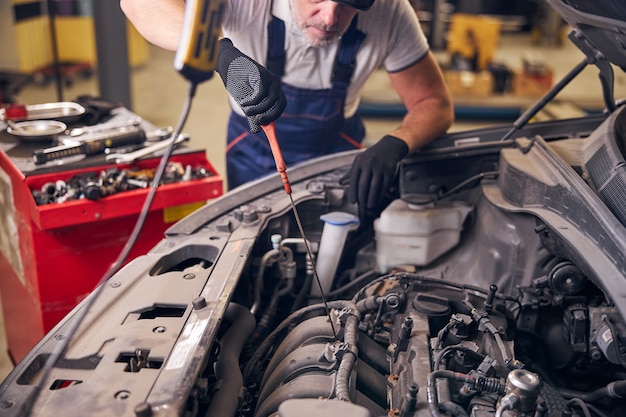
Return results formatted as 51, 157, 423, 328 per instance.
347, 135, 409, 210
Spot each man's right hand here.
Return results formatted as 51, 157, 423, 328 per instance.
216, 38, 286, 132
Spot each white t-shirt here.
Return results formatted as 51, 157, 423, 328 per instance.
222, 0, 430, 118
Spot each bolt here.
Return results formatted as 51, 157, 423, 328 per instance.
54, 334, 65, 341
590, 346, 603, 361
400, 317, 413, 339
271, 234, 282, 249
110, 281, 121, 288
242, 210, 259, 223
385, 294, 400, 309
134, 402, 152, 417
307, 182, 324, 193
183, 273, 196, 280
404, 170, 418, 181
193, 296, 207, 310
153, 326, 166, 334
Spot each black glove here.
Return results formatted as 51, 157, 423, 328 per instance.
216, 38, 286, 133
347, 135, 409, 209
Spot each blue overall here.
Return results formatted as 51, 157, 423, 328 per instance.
226, 14, 367, 189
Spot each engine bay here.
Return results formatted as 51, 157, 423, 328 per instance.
1, 107, 625, 417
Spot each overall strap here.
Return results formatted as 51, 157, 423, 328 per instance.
266, 0, 286, 77
332, 16, 366, 87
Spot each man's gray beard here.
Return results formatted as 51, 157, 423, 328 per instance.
289, 0, 348, 48
307, 33, 338, 48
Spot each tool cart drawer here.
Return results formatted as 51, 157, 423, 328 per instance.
25, 151, 221, 230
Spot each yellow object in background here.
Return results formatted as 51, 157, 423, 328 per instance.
13, 16, 52, 73
55, 17, 149, 68
447, 13, 502, 71
10, 7, 148, 74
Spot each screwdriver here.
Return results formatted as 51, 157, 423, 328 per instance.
261, 122, 338, 339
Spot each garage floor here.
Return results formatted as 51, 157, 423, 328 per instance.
1, 30, 626, 382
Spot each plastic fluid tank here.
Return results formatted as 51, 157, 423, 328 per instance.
374, 199, 473, 272
311, 212, 359, 297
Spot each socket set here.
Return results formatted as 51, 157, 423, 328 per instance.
31, 162, 214, 205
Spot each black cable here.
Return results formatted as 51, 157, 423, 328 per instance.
309, 269, 379, 299
393, 272, 521, 306
405, 170, 499, 206
21, 81, 199, 417
351, 272, 397, 301
433, 344, 486, 370
567, 398, 593, 417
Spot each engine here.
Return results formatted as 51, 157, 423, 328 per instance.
214, 271, 626, 417
200, 192, 626, 417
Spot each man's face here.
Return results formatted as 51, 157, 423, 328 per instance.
290, 0, 359, 47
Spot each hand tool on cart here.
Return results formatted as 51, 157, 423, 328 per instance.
32, 126, 173, 165
66, 116, 142, 137
105, 132, 189, 163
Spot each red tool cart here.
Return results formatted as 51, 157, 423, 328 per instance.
0, 109, 222, 363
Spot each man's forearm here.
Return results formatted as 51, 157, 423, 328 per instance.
390, 96, 454, 153
120, 0, 186, 50
387, 52, 454, 153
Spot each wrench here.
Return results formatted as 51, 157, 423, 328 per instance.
67, 117, 143, 137
105, 133, 190, 164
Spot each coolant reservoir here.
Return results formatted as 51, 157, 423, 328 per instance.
374, 199, 473, 272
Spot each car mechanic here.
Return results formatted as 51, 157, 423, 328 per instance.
119, 0, 454, 214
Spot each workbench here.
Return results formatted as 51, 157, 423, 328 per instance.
0, 106, 223, 363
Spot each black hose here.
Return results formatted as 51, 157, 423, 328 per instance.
558, 380, 626, 402
205, 303, 256, 417
321, 270, 379, 298
434, 345, 487, 370
290, 258, 314, 313
440, 400, 470, 417
244, 300, 371, 382
427, 370, 505, 417
567, 398, 592, 417
335, 313, 359, 401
